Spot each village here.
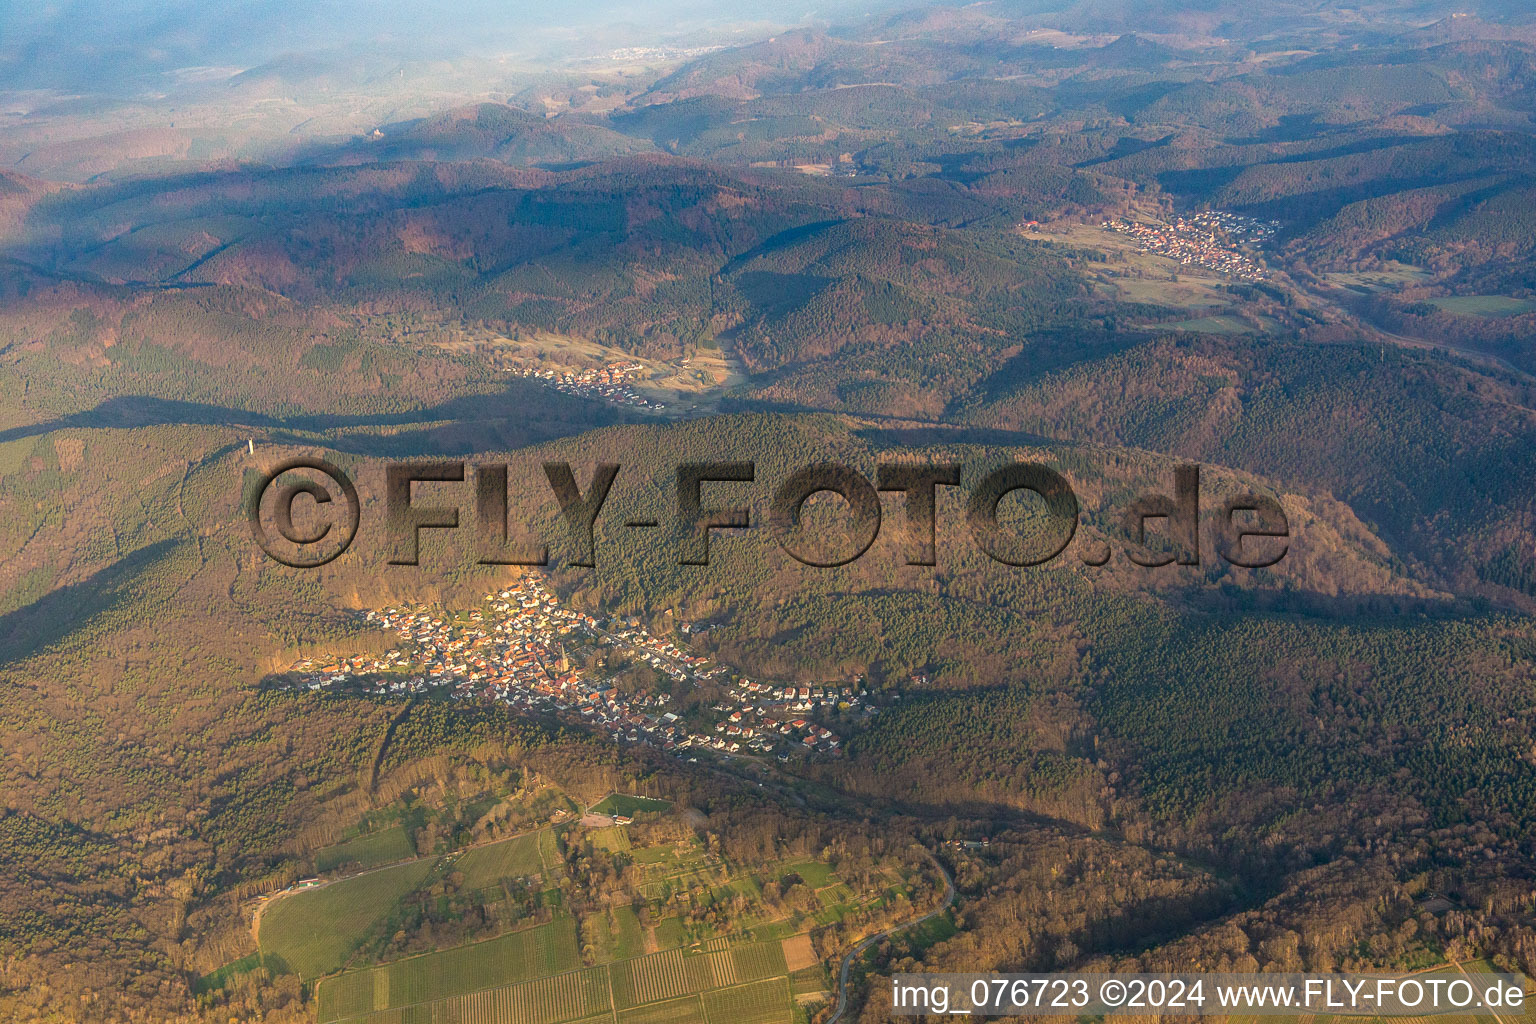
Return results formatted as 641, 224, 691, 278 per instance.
1102, 209, 1276, 280
511, 360, 664, 410
278, 575, 867, 761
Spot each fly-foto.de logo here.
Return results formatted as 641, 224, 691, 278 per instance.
246, 458, 1289, 571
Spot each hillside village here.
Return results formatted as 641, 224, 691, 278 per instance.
511, 360, 663, 410
279, 575, 867, 759
1103, 210, 1276, 281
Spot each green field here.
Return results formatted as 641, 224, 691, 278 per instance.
776, 862, 835, 888
315, 827, 414, 873
259, 858, 437, 980
1160, 314, 1259, 334
718, 876, 762, 900
193, 951, 266, 994
1324, 261, 1433, 292
591, 826, 632, 854
653, 917, 685, 949
591, 794, 673, 817
748, 920, 802, 942
1427, 295, 1536, 317
896, 909, 959, 951
454, 831, 550, 888
612, 905, 647, 959
539, 828, 564, 872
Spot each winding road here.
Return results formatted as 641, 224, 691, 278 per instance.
827, 848, 956, 1024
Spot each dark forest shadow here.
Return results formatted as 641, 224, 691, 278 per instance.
0, 537, 180, 665
0, 382, 634, 455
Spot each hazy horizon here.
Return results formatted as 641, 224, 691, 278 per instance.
0, 0, 920, 94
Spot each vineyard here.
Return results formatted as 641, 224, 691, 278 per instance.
317, 919, 584, 1021
316, 930, 796, 1024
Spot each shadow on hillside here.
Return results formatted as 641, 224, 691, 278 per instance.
0, 396, 282, 444
0, 538, 180, 666
279, 379, 628, 433
0, 383, 631, 454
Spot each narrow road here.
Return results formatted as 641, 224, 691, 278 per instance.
827, 848, 956, 1024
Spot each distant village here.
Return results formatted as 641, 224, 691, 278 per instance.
598, 44, 724, 64
1103, 210, 1276, 281
512, 360, 663, 410
279, 575, 869, 760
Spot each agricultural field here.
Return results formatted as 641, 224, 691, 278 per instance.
258, 858, 439, 980
316, 918, 583, 1022
453, 831, 553, 889
892, 909, 958, 953
618, 994, 705, 1024
610, 939, 790, 1010
640, 865, 723, 904
590, 826, 633, 854
702, 977, 792, 1024
1159, 315, 1268, 335
653, 916, 686, 949
612, 905, 647, 960
299, 815, 879, 1024
1039, 221, 1244, 312
775, 862, 835, 889
315, 827, 414, 873
318, 930, 799, 1024
746, 920, 804, 942
639, 845, 882, 941
789, 964, 831, 998
538, 829, 564, 871
449, 967, 613, 1023
780, 935, 817, 974
1426, 295, 1536, 318
1324, 262, 1434, 292
815, 883, 853, 908
632, 845, 674, 866
591, 794, 673, 817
